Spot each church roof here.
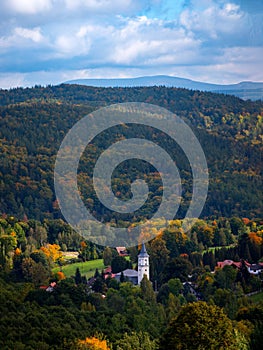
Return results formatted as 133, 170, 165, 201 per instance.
115, 269, 138, 277
138, 243, 149, 257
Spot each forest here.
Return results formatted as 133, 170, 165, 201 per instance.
0, 84, 262, 221
0, 214, 263, 349
0, 84, 262, 349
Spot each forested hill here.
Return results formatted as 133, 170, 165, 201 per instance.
0, 84, 262, 221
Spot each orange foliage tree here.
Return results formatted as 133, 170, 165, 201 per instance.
56, 271, 66, 281
77, 337, 110, 350
249, 232, 263, 245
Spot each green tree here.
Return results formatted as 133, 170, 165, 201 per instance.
74, 267, 82, 285
166, 293, 181, 321
111, 256, 128, 274
103, 247, 112, 266
230, 217, 246, 236
116, 331, 158, 350
215, 265, 237, 290
140, 275, 156, 303
159, 302, 239, 350
31, 262, 49, 287
167, 278, 183, 296
149, 236, 169, 283
162, 257, 192, 283
21, 257, 36, 281
238, 233, 252, 261
0, 234, 17, 269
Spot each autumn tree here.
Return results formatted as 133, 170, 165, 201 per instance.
76, 336, 110, 350
40, 243, 62, 265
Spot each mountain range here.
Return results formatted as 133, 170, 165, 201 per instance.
65, 75, 263, 101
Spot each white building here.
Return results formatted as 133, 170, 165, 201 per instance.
138, 242, 150, 285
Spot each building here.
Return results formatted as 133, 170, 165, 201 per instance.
138, 242, 150, 285
114, 269, 139, 285
248, 263, 263, 275
116, 247, 129, 256
111, 243, 150, 285
217, 259, 263, 276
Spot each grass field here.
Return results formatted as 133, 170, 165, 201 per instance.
53, 259, 105, 279
203, 244, 236, 254
249, 291, 263, 303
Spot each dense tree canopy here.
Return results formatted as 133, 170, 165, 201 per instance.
0, 84, 262, 222
159, 301, 242, 350
0, 84, 262, 349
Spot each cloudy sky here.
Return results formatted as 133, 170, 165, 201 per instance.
0, 0, 262, 88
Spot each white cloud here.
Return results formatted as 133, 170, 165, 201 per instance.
14, 27, 44, 42
65, 0, 121, 11
8, 0, 52, 14
0, 0, 262, 87
107, 16, 201, 65
180, 2, 245, 39
0, 27, 45, 54
54, 33, 91, 57
221, 46, 263, 66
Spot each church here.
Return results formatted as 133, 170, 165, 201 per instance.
114, 243, 150, 285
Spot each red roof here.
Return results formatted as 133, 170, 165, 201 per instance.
116, 247, 128, 256
104, 266, 112, 274
217, 260, 250, 269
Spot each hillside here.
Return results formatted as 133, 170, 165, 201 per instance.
0, 84, 262, 221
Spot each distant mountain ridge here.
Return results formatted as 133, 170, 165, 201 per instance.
65, 75, 263, 101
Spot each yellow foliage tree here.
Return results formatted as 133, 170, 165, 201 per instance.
40, 244, 62, 263
77, 337, 110, 350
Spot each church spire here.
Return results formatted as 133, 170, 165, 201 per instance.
138, 242, 149, 257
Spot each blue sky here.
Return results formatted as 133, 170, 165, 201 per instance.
0, 0, 262, 88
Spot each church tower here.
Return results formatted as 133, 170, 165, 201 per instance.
138, 243, 150, 285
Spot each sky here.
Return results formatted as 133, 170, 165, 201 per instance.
0, 0, 262, 88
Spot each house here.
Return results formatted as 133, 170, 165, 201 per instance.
216, 260, 250, 270
39, 281, 57, 292
216, 259, 263, 275
116, 247, 129, 256
248, 263, 263, 275
217, 260, 235, 269
103, 266, 113, 279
